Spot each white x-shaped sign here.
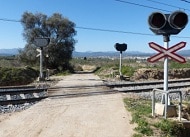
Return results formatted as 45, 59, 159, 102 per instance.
147, 42, 186, 63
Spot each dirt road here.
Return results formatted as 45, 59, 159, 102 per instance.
0, 73, 135, 137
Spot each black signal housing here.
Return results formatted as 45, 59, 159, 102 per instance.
114, 43, 127, 52
148, 11, 188, 35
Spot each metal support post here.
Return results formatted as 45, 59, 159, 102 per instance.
162, 35, 170, 105
40, 47, 43, 80
164, 92, 168, 119
119, 51, 122, 76
152, 89, 156, 116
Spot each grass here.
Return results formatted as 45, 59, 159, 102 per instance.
55, 70, 71, 76
123, 97, 187, 137
124, 98, 153, 136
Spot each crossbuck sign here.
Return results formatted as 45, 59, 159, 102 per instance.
147, 42, 186, 63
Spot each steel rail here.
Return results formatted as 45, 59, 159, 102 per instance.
116, 83, 190, 93
105, 78, 190, 88
48, 89, 118, 99
0, 88, 47, 94
48, 78, 190, 89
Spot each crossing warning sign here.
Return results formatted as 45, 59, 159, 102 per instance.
147, 42, 186, 63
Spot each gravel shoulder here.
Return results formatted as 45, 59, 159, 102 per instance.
0, 73, 136, 137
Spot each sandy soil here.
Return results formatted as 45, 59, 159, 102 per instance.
0, 73, 136, 137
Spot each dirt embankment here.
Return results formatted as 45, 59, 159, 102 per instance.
133, 68, 190, 80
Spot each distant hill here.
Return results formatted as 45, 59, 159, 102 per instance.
0, 48, 152, 57
0, 48, 20, 56
73, 51, 153, 57
177, 50, 190, 56
70, 50, 190, 58
0, 48, 190, 57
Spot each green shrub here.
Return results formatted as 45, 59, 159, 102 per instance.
169, 61, 190, 69
121, 65, 135, 77
0, 67, 38, 86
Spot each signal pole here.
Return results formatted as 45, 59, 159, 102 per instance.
114, 43, 127, 79
119, 51, 122, 76
163, 35, 169, 104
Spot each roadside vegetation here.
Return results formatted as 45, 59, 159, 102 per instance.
124, 97, 189, 137
0, 55, 73, 86
1, 55, 190, 86
0, 56, 38, 86
0, 67, 38, 86
70, 57, 190, 80
71, 57, 146, 77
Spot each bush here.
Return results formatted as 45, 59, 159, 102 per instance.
0, 67, 38, 86
121, 65, 135, 77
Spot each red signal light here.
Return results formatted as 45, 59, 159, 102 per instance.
169, 11, 188, 29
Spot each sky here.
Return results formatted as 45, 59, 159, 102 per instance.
0, 0, 190, 53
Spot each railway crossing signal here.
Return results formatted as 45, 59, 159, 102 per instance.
147, 10, 188, 106
148, 42, 186, 63
114, 43, 127, 79
34, 38, 50, 47
114, 43, 127, 53
33, 37, 50, 81
148, 11, 188, 35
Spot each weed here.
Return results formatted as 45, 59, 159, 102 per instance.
132, 133, 143, 137
124, 98, 153, 136
154, 119, 185, 137
121, 65, 135, 77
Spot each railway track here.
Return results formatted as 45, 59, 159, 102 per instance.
105, 78, 190, 92
0, 86, 47, 105
1, 78, 190, 106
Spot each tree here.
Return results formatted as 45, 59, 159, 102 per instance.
18, 12, 76, 70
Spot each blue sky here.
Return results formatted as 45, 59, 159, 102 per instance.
0, 0, 190, 53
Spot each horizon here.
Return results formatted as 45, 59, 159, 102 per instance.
0, 48, 189, 55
